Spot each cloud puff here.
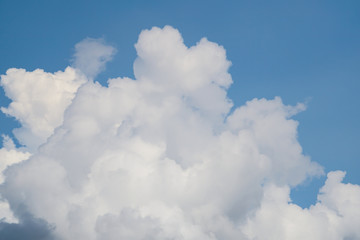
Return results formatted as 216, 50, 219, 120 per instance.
1, 68, 87, 151
242, 171, 360, 239
0, 26, 359, 240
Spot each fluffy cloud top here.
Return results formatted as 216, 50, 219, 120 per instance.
243, 171, 360, 239
0, 26, 359, 240
1, 68, 86, 151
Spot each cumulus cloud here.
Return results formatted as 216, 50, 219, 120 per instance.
0, 26, 359, 240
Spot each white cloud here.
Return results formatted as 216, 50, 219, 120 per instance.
0, 67, 87, 151
0, 26, 359, 240
72, 38, 116, 79
0, 135, 30, 224
242, 171, 360, 239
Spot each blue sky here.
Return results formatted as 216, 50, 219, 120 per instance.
1, 0, 359, 210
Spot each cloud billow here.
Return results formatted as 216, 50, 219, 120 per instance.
0, 26, 359, 240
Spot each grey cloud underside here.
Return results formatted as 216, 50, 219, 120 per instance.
0, 26, 359, 240
0, 213, 55, 240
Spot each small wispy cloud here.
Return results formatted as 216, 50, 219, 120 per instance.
72, 38, 116, 79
